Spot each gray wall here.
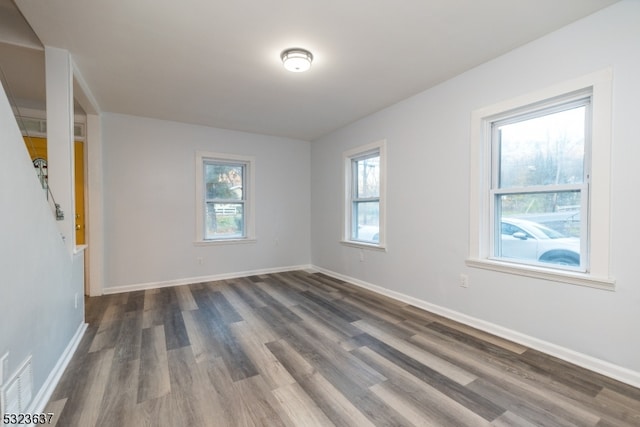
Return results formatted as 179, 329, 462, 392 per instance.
310, 1, 640, 375
0, 82, 84, 407
101, 113, 311, 291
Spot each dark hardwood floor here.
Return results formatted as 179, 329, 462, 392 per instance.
45, 271, 640, 426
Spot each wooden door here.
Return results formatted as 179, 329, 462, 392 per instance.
74, 141, 85, 244
23, 137, 86, 245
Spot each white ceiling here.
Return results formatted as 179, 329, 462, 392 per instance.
7, 0, 619, 141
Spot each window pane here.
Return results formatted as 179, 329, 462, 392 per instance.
353, 201, 379, 242
498, 106, 585, 188
496, 192, 581, 266
205, 203, 244, 239
204, 163, 243, 200
355, 155, 380, 198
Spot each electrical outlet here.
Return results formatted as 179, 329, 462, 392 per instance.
197, 257, 204, 265
460, 274, 469, 288
74, 293, 79, 309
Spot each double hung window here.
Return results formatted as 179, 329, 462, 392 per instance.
468, 69, 614, 289
490, 92, 590, 270
195, 152, 255, 243
343, 140, 386, 248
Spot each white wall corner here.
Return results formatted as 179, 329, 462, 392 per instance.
102, 264, 313, 295
26, 322, 87, 414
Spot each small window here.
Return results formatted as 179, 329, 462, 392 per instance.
195, 152, 255, 243
343, 140, 386, 248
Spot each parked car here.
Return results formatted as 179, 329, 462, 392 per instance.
500, 217, 580, 266
355, 225, 379, 243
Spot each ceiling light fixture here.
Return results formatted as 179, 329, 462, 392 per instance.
281, 48, 313, 72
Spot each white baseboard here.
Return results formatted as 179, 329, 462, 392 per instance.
27, 321, 88, 414
102, 264, 313, 295
310, 265, 640, 389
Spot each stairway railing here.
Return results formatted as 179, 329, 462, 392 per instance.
0, 64, 64, 221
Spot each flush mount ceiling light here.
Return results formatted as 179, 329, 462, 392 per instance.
281, 48, 313, 72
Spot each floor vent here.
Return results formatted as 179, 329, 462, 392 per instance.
0, 356, 33, 417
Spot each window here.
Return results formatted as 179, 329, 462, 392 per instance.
491, 93, 589, 271
343, 140, 386, 248
195, 152, 255, 243
468, 69, 614, 289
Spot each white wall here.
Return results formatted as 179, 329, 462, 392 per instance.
101, 113, 311, 291
311, 0, 640, 376
45, 47, 75, 253
0, 81, 84, 409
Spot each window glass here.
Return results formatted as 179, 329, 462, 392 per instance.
203, 160, 246, 240
497, 106, 586, 188
204, 163, 243, 200
491, 98, 589, 270
355, 155, 380, 198
352, 154, 380, 243
343, 141, 386, 248
353, 200, 380, 243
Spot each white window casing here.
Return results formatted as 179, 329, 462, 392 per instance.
195, 151, 256, 245
342, 140, 387, 250
467, 68, 614, 290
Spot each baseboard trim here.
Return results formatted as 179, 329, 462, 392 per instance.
311, 265, 640, 389
27, 321, 88, 414
102, 264, 314, 295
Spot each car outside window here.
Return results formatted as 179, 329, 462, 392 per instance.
468, 69, 614, 289
490, 94, 589, 271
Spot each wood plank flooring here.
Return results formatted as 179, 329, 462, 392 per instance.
45, 271, 640, 426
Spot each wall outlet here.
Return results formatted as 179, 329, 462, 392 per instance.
197, 257, 204, 265
460, 274, 469, 288
74, 293, 79, 309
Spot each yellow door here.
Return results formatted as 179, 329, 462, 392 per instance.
74, 141, 85, 244
23, 137, 86, 245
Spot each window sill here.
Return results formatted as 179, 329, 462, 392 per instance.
194, 238, 257, 246
340, 240, 387, 252
466, 258, 615, 291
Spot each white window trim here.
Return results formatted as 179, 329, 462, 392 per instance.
195, 151, 256, 245
341, 139, 387, 251
468, 68, 614, 290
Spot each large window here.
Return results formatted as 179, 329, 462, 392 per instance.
343, 140, 386, 248
491, 93, 589, 270
468, 69, 614, 289
195, 152, 255, 243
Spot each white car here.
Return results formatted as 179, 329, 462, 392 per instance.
354, 225, 379, 243
500, 217, 580, 266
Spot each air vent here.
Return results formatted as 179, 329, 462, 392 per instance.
0, 357, 33, 417
16, 116, 85, 139
19, 117, 47, 136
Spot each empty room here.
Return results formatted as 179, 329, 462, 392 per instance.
1, 0, 639, 425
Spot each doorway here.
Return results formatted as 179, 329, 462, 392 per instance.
23, 136, 86, 245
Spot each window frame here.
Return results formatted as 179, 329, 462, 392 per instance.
467, 69, 614, 290
489, 92, 591, 272
342, 140, 387, 250
195, 151, 256, 245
